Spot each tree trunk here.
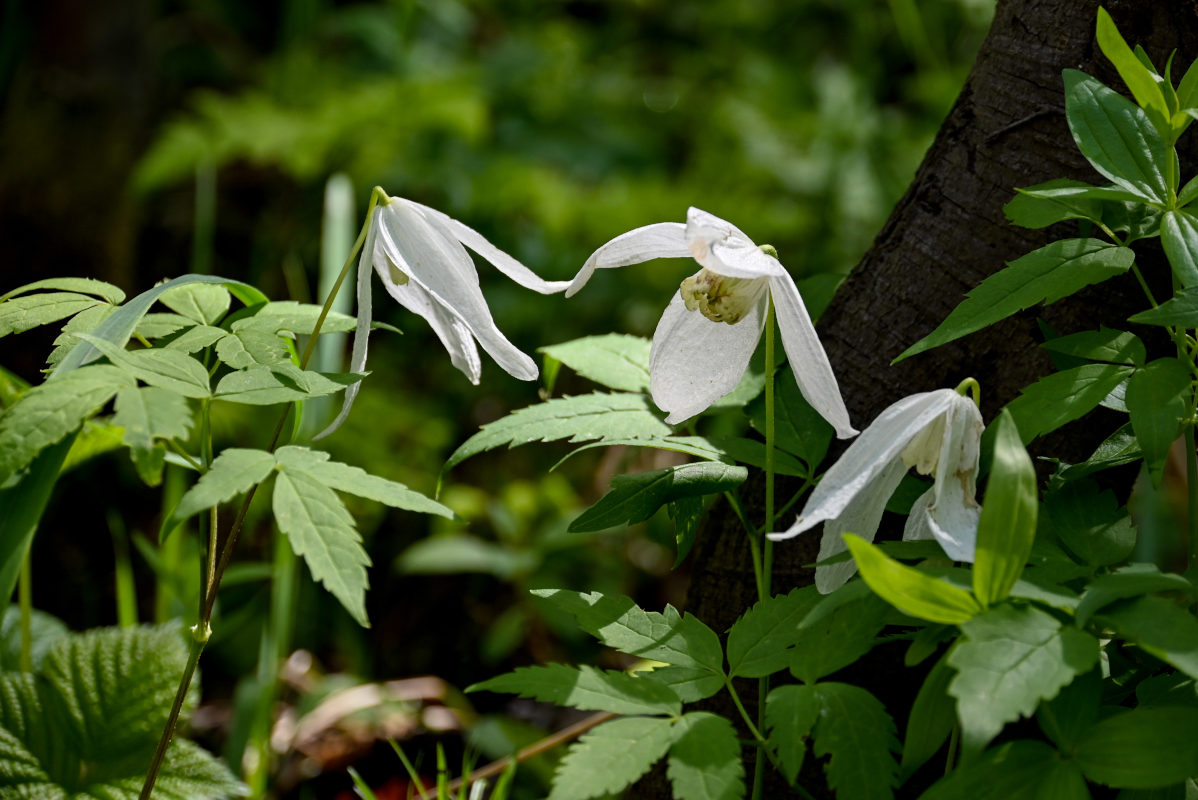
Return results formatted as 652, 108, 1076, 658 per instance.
671, 1, 1198, 797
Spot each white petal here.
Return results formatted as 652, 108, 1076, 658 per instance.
814, 457, 908, 593
769, 274, 856, 439
649, 290, 765, 424
933, 394, 984, 510
684, 207, 784, 280
413, 202, 571, 296
902, 488, 937, 544
904, 485, 980, 562
566, 222, 689, 297
771, 389, 958, 540
378, 201, 538, 381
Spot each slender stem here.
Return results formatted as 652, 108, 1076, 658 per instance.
138, 630, 206, 800
164, 440, 204, 473
18, 553, 31, 673
1187, 425, 1198, 569
752, 294, 778, 800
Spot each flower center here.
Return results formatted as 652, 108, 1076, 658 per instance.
679, 269, 767, 324
901, 414, 946, 476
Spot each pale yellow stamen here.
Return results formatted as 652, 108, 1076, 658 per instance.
678, 269, 767, 324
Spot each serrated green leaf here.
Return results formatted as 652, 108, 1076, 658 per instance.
548, 716, 675, 800
228, 300, 357, 335
1095, 595, 1198, 679
0, 292, 106, 337
973, 410, 1038, 607
1040, 479, 1135, 567
0, 364, 133, 484
164, 448, 276, 535
1130, 286, 1198, 327
746, 364, 834, 468
273, 465, 371, 627
45, 302, 117, 369
1036, 668, 1101, 752
469, 664, 681, 717
896, 239, 1135, 362
445, 393, 672, 472
274, 446, 453, 519
159, 283, 231, 325
1064, 70, 1171, 203
1077, 707, 1198, 788
1095, 8, 1172, 140
764, 684, 819, 784
919, 739, 1083, 800
1059, 423, 1142, 481
531, 590, 724, 674
1162, 210, 1198, 287
136, 311, 194, 339
78, 334, 211, 398
1005, 363, 1135, 444
667, 712, 744, 800
569, 462, 747, 533
811, 683, 899, 800
161, 323, 227, 353
843, 534, 981, 624
790, 588, 891, 684
1076, 564, 1193, 627
1041, 327, 1146, 366
1004, 179, 1114, 229
1127, 359, 1191, 485
726, 586, 821, 679
948, 604, 1099, 754
0, 606, 69, 672
112, 386, 193, 452
215, 328, 290, 369
641, 665, 724, 703
539, 334, 651, 392
900, 647, 957, 782
0, 277, 125, 305
213, 365, 359, 405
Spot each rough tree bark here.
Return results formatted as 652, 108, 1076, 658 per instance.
656, 1, 1198, 798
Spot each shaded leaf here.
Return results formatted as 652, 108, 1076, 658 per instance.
1162, 209, 1198, 287
764, 684, 819, 785
811, 683, 900, 800
790, 586, 890, 684
643, 665, 724, 703
901, 647, 957, 782
1040, 479, 1136, 567
1077, 707, 1198, 788
1076, 564, 1194, 627
548, 716, 675, 800
919, 739, 1082, 800
1126, 358, 1191, 485
1095, 595, 1198, 679
1041, 327, 1145, 367
746, 364, 834, 468
1004, 363, 1135, 444
469, 663, 681, 717
1129, 286, 1198, 327
726, 586, 821, 679
570, 462, 747, 532
973, 410, 1037, 607
78, 334, 211, 398
667, 712, 744, 800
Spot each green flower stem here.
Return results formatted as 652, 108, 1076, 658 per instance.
724, 678, 783, 781
18, 553, 31, 673
140, 188, 383, 800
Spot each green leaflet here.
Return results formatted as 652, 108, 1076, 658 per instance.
0, 293, 106, 338
1040, 326, 1145, 367
0, 439, 75, 605
1076, 707, 1198, 788
1004, 363, 1135, 444
469, 663, 681, 717
159, 282, 231, 325
1039, 479, 1135, 567
1003, 179, 1131, 229
642, 665, 724, 703
1129, 285, 1198, 327
78, 333, 212, 398
214, 329, 291, 369
161, 323, 227, 354
764, 684, 819, 785
900, 647, 957, 782
948, 605, 1099, 755
569, 462, 747, 532
212, 365, 360, 405
666, 712, 744, 800
163, 448, 277, 536
274, 446, 453, 519
919, 739, 1085, 800
444, 392, 672, 473
809, 683, 900, 800
973, 410, 1037, 607
112, 385, 194, 485
1162, 209, 1198, 288
547, 716, 675, 800
0, 277, 125, 305
539, 333, 651, 393
1036, 669, 1101, 752
843, 534, 981, 625
532, 589, 724, 674
746, 363, 834, 468
1126, 358, 1192, 485
726, 586, 821, 679
136, 312, 194, 339
227, 300, 358, 335
895, 239, 1134, 362
790, 587, 891, 685
1057, 423, 1141, 481
669, 495, 704, 567
1063, 70, 1171, 204
1095, 8, 1172, 141
1075, 564, 1193, 628
1095, 595, 1198, 680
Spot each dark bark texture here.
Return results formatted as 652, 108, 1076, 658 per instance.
660, 1, 1198, 798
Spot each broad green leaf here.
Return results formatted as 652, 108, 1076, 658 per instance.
843, 534, 981, 624
948, 604, 1099, 754
0, 438, 74, 605
726, 586, 821, 679
701, 435, 810, 477
569, 462, 747, 533
159, 282, 231, 325
0, 277, 124, 305
1126, 358, 1191, 484
919, 739, 1083, 800
973, 410, 1037, 607
1064, 70, 1170, 203
0, 606, 69, 672
1095, 595, 1198, 679
900, 647, 957, 782
163, 448, 276, 535
112, 386, 193, 451
468, 663, 681, 716
531, 589, 724, 674
810, 683, 900, 800
1162, 209, 1198, 288
227, 300, 357, 335
1130, 286, 1198, 327
0, 364, 133, 484
548, 716, 675, 800
273, 465, 371, 627
896, 239, 1135, 362
274, 446, 453, 519
215, 329, 290, 369
1041, 327, 1145, 366
1076, 564, 1193, 627
764, 684, 819, 785
1003, 179, 1139, 228
1180, 173, 1198, 208
1179, 54, 1198, 111
78, 334, 211, 398
212, 365, 358, 405
790, 586, 890, 684
1004, 363, 1135, 444
1095, 8, 1172, 139
0, 292, 105, 337
1039, 479, 1135, 567
398, 534, 535, 580
746, 364, 834, 468
667, 712, 744, 800
161, 323, 226, 354
1076, 707, 1198, 788
444, 393, 672, 472
539, 334, 651, 393
136, 312, 194, 339
643, 665, 724, 703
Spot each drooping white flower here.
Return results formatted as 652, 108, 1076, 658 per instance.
567, 207, 856, 437
768, 388, 984, 593
318, 194, 569, 438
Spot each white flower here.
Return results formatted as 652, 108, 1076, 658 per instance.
566, 207, 856, 437
768, 388, 983, 593
318, 194, 569, 438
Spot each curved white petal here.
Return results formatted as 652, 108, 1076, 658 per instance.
684, 207, 784, 280
902, 488, 937, 545
378, 201, 537, 381
771, 389, 958, 541
649, 290, 766, 424
814, 457, 908, 593
769, 274, 856, 438
566, 222, 689, 297
413, 202, 571, 296
903, 484, 980, 562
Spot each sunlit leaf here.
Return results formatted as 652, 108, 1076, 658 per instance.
469, 663, 681, 717
973, 410, 1037, 607
569, 462, 747, 532
539, 334, 651, 393
547, 716, 674, 800
843, 534, 981, 625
